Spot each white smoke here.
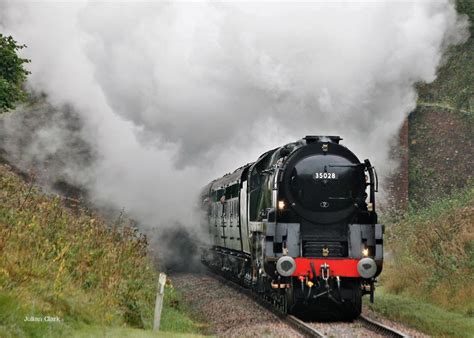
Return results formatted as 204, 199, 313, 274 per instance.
0, 1, 469, 227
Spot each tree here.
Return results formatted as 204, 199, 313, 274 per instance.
0, 34, 30, 112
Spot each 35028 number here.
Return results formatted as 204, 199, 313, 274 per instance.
313, 172, 337, 179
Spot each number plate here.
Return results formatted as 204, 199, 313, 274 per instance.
313, 172, 337, 180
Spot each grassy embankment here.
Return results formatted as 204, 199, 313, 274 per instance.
369, 2, 474, 336
368, 188, 474, 337
0, 164, 205, 337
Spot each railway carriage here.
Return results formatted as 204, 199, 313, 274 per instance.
200, 136, 383, 319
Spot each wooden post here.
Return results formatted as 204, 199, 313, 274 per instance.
153, 272, 167, 331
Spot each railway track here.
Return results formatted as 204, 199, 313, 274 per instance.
283, 312, 409, 337
286, 314, 325, 337
358, 314, 408, 337
207, 271, 409, 337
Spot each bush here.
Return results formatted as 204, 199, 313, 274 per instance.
0, 34, 30, 112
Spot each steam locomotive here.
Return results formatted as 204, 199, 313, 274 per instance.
200, 136, 383, 319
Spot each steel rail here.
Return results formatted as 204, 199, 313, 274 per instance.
286, 315, 325, 338
206, 271, 325, 337
358, 314, 409, 337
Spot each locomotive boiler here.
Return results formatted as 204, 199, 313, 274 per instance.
200, 136, 383, 319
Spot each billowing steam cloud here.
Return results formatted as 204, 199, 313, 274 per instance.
0, 1, 469, 229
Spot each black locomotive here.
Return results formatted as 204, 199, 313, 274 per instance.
200, 136, 383, 319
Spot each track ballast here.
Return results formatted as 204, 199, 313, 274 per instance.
206, 270, 408, 337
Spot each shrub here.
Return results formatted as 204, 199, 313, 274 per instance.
0, 34, 30, 112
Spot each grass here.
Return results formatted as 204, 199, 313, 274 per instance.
367, 288, 474, 338
72, 287, 208, 338
417, 38, 473, 113
160, 286, 208, 334
382, 187, 474, 315
409, 0, 473, 209
0, 164, 206, 337
0, 286, 207, 338
71, 325, 205, 338
0, 291, 70, 338
407, 105, 473, 208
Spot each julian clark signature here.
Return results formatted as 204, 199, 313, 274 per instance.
24, 316, 62, 322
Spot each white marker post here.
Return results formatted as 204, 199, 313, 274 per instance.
153, 272, 167, 331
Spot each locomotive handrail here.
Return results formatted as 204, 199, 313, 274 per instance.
373, 166, 379, 192
364, 159, 376, 214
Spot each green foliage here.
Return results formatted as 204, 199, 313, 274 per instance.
418, 40, 473, 112
408, 106, 473, 209
0, 164, 206, 337
0, 291, 72, 338
161, 286, 207, 334
457, 0, 474, 34
383, 187, 474, 315
0, 164, 158, 336
0, 34, 30, 112
416, 1, 473, 113
417, 1, 473, 113
367, 289, 474, 337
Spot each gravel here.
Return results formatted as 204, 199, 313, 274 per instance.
362, 307, 430, 338
170, 273, 303, 337
171, 272, 428, 337
308, 321, 385, 338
